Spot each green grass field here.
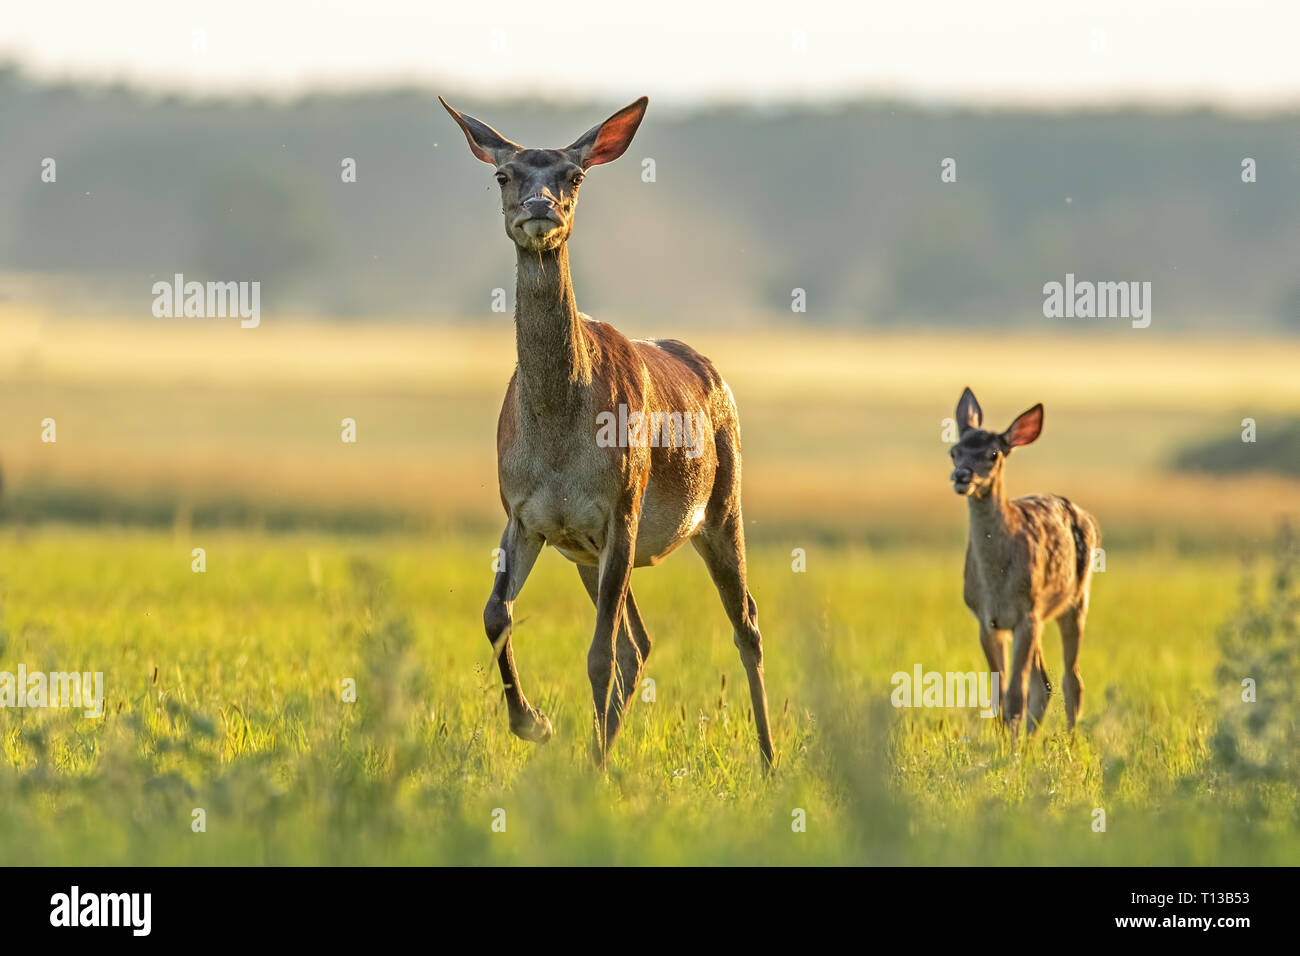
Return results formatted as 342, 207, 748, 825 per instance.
0, 313, 1297, 865
1, 528, 1294, 865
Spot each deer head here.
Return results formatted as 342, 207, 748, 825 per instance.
439, 95, 648, 252
950, 387, 1043, 497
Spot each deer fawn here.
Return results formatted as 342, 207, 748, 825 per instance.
440, 95, 775, 768
950, 387, 1100, 734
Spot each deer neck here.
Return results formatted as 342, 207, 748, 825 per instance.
513, 242, 591, 419
967, 470, 1016, 566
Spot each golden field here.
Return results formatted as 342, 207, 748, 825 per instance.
1, 305, 1297, 547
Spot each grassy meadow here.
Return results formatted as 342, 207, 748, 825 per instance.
0, 307, 1297, 865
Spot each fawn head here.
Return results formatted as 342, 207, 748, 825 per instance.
950, 387, 1043, 497
440, 96, 648, 252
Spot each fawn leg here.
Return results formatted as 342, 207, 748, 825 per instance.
978, 623, 1010, 698
979, 623, 1010, 721
1059, 604, 1086, 730
1004, 616, 1041, 736
484, 519, 550, 742
1027, 645, 1052, 732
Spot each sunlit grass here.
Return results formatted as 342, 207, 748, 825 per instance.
0, 529, 1293, 865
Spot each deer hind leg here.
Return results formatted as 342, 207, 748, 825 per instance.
578, 563, 651, 759
1027, 645, 1052, 732
1059, 603, 1086, 730
691, 512, 775, 769
483, 519, 551, 742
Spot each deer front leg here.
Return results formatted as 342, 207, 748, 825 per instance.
978, 621, 1010, 710
977, 621, 1008, 697
1003, 615, 1042, 736
484, 519, 551, 743
587, 509, 639, 766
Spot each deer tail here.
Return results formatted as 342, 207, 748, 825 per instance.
1057, 495, 1093, 583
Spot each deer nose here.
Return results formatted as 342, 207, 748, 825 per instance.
522, 196, 557, 217
952, 467, 973, 484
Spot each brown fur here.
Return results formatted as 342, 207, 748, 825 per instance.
951, 387, 1100, 733
441, 95, 774, 767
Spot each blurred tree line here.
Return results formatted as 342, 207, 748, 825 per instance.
2, 66, 1299, 330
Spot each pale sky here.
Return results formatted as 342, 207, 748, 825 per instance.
3, 0, 1298, 108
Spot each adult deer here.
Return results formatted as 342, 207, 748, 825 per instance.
949, 388, 1100, 734
440, 95, 774, 768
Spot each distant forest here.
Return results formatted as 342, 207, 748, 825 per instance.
3, 65, 1299, 331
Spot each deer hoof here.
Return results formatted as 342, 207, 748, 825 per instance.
511, 710, 553, 743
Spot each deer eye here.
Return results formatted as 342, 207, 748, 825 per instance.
571, 172, 584, 186
494, 171, 508, 185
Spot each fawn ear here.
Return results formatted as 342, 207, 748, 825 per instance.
439, 96, 520, 165
1003, 404, 1044, 448
566, 97, 648, 169
956, 387, 983, 434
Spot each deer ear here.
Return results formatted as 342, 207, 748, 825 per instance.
1003, 404, 1044, 448
566, 97, 648, 169
956, 387, 983, 434
439, 96, 519, 165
